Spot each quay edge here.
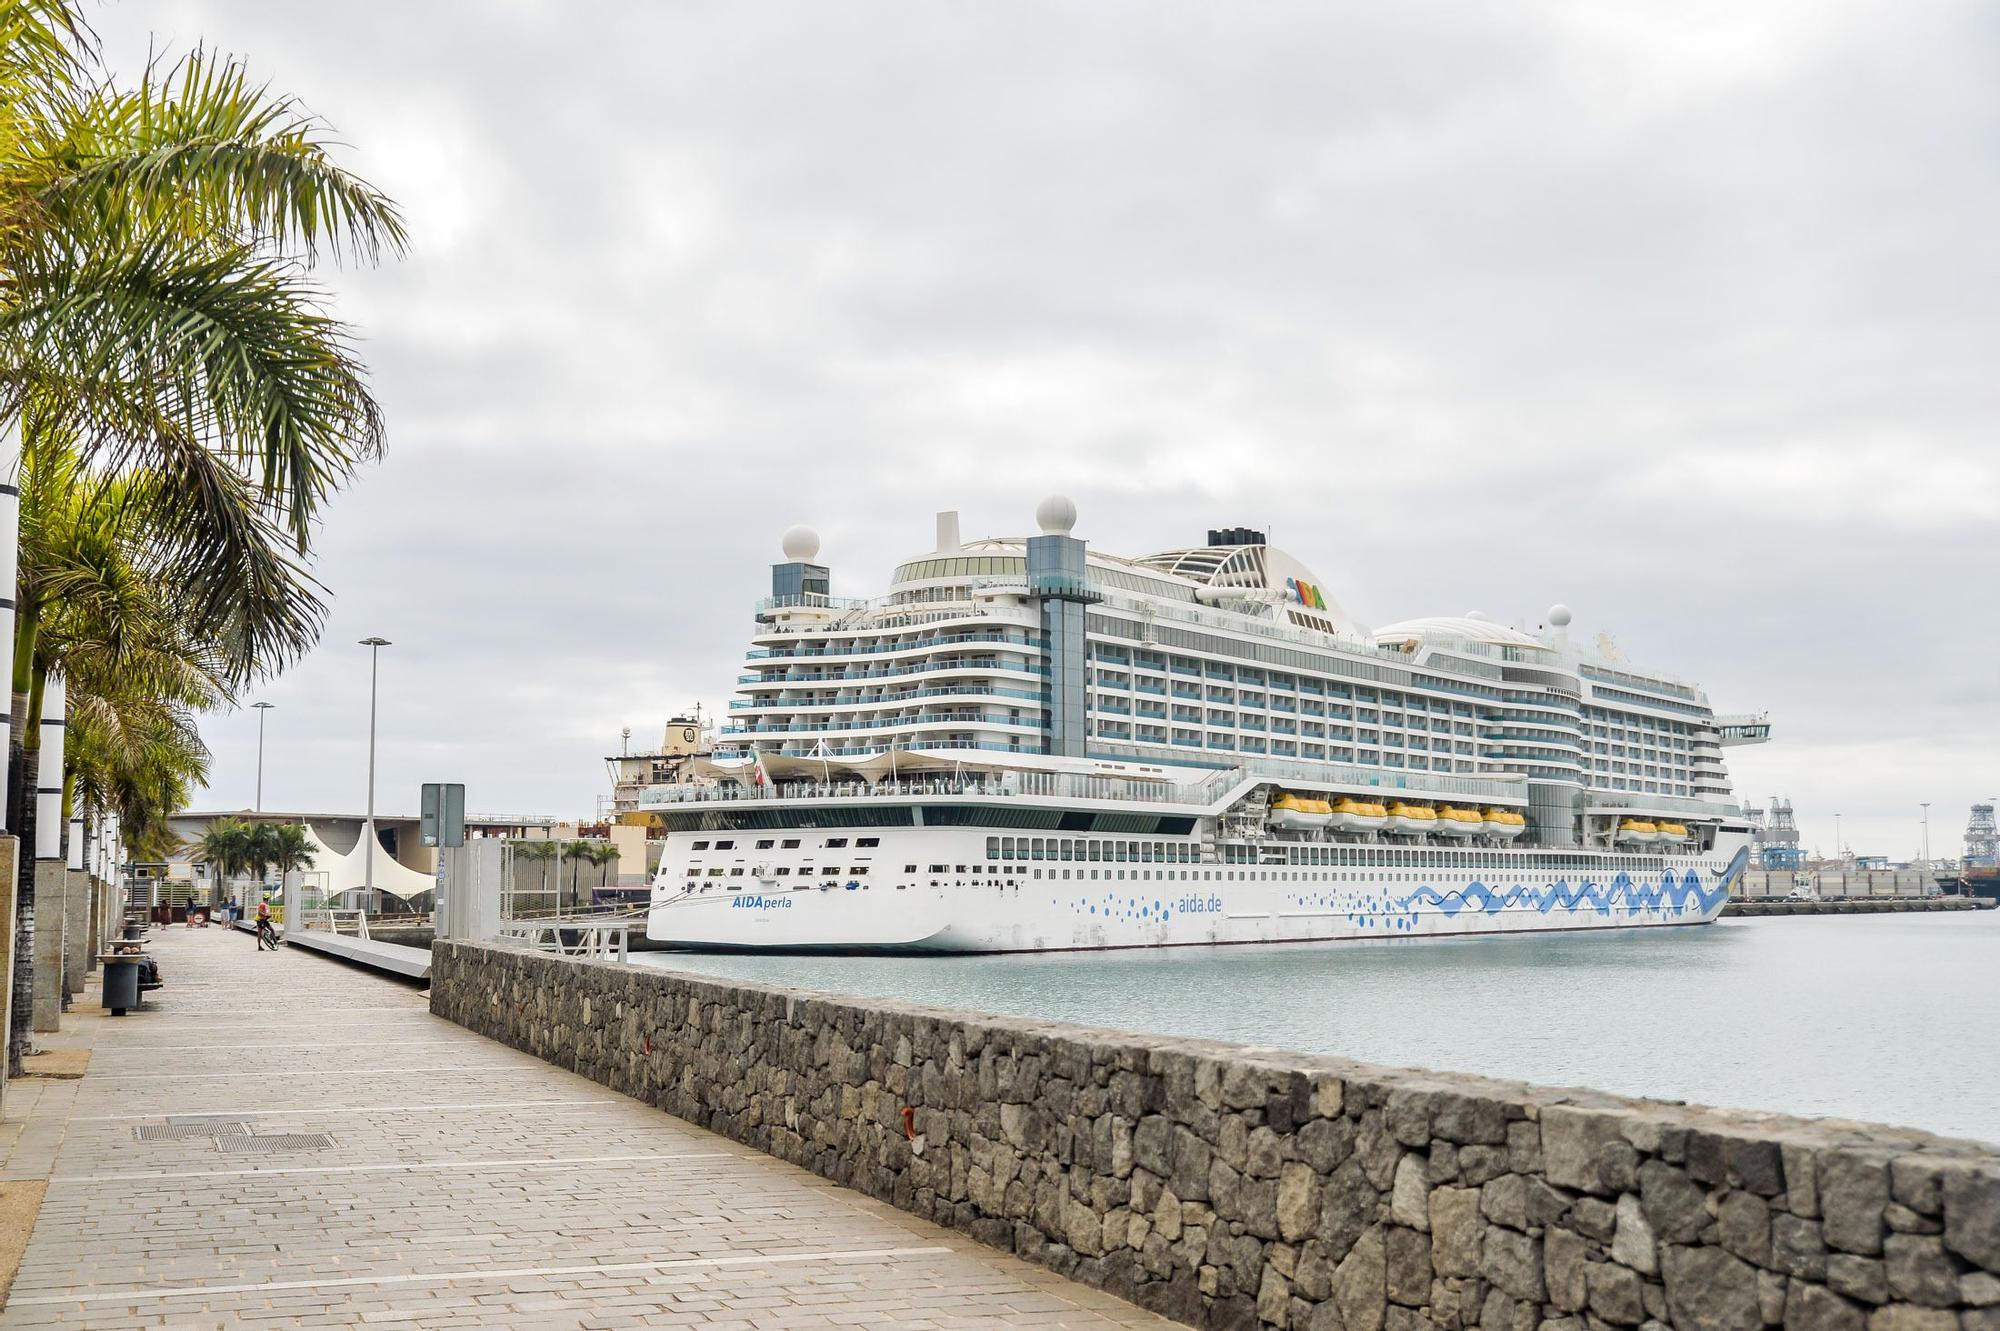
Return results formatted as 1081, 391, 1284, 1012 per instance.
430, 939, 2000, 1331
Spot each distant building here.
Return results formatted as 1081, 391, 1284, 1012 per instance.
605, 714, 712, 827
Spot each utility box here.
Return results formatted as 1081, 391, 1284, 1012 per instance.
435, 840, 504, 942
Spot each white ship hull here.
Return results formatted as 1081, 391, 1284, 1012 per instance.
647, 827, 1748, 954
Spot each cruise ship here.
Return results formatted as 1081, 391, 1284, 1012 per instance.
645, 498, 1768, 952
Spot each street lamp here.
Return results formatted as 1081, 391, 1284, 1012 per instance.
1834, 813, 1843, 860
359, 637, 391, 912
1920, 802, 1930, 867
252, 702, 275, 812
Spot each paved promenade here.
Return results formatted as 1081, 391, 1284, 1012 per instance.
0, 928, 1171, 1329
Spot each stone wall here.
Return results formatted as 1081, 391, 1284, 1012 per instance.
431, 942, 2000, 1331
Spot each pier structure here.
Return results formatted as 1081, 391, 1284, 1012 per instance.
0, 928, 1171, 1328
432, 940, 2000, 1331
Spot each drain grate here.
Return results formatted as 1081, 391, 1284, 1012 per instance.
135, 1121, 246, 1142
214, 1132, 335, 1154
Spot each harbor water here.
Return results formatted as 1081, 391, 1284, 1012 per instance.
634, 911, 2000, 1145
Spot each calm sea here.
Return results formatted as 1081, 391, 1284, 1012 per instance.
633, 911, 2000, 1145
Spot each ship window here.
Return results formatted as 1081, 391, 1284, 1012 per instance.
782, 839, 800, 849
775, 867, 790, 877
929, 864, 948, 873
905, 864, 917, 873
986, 837, 1000, 859
824, 837, 848, 848
850, 866, 868, 875
957, 865, 968, 873
728, 867, 744, 877
714, 841, 735, 850
706, 868, 725, 877
692, 841, 710, 851
857, 837, 880, 847
756, 839, 775, 849
685, 868, 699, 878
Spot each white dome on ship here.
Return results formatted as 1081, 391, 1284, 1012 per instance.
1548, 604, 1573, 627
1372, 615, 1547, 649
1035, 494, 1078, 535
780, 525, 820, 561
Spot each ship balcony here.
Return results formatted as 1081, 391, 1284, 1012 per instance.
721, 712, 1041, 738
737, 659, 1050, 689
730, 684, 1050, 712
745, 631, 1047, 661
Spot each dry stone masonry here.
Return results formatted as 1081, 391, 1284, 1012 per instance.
431, 942, 2000, 1331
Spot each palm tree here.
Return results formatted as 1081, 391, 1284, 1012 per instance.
245, 821, 283, 891
266, 824, 313, 876
254, 822, 312, 910
574, 841, 622, 906
192, 817, 252, 891
0, 11, 405, 1066
513, 839, 557, 915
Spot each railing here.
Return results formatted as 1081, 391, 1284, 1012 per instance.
730, 684, 1049, 711
500, 918, 633, 963
723, 713, 1038, 736
739, 659, 1049, 686
747, 632, 1044, 660
299, 909, 371, 940
755, 593, 871, 613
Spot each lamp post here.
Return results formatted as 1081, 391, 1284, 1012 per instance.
359, 638, 391, 913
1919, 802, 1930, 868
1834, 812, 1842, 860
252, 702, 274, 812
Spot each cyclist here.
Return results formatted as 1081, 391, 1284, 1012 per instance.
255, 898, 278, 951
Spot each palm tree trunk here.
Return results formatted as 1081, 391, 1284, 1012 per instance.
9, 685, 34, 1075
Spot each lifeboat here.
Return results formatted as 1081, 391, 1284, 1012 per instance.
1269, 792, 1332, 831
1329, 798, 1389, 832
1385, 802, 1438, 836
1481, 808, 1527, 839
1655, 821, 1689, 842
1617, 819, 1659, 844
1435, 805, 1481, 837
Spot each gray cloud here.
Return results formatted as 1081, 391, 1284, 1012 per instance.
96, 1, 1998, 860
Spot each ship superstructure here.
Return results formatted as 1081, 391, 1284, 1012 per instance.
646, 499, 1767, 952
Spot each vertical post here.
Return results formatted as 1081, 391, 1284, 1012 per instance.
359, 638, 390, 913
0, 417, 16, 835
253, 701, 274, 812
32, 675, 65, 1032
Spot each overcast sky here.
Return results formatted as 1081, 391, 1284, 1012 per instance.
98, 2, 1997, 862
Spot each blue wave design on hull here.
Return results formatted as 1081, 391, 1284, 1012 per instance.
1389, 846, 1746, 923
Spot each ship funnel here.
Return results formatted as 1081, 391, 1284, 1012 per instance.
935, 510, 961, 553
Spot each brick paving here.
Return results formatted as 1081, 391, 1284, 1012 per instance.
0, 928, 1173, 1329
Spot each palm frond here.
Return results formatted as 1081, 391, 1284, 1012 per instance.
4, 226, 383, 544
26, 46, 405, 264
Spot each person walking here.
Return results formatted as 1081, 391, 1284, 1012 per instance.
255, 898, 278, 951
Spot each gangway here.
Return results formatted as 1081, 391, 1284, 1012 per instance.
498, 909, 643, 963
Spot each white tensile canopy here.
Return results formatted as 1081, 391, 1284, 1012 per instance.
294, 820, 438, 908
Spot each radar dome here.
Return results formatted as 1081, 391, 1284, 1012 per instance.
1035, 494, 1078, 535
1464, 610, 1488, 621
1548, 604, 1573, 627
780, 525, 820, 561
